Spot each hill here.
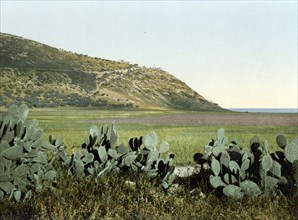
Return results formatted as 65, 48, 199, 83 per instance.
0, 33, 223, 111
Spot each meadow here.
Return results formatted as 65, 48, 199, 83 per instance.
23, 107, 298, 165
0, 106, 297, 219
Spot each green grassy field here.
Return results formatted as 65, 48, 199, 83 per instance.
16, 107, 298, 164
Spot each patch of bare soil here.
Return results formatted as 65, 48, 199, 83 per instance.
86, 112, 298, 127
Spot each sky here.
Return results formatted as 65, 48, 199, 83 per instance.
0, 0, 297, 108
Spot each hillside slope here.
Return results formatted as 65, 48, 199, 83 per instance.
0, 33, 223, 111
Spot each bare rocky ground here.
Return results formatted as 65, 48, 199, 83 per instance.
88, 112, 298, 127
174, 165, 202, 177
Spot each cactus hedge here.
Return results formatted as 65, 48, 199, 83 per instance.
0, 104, 297, 201
60, 124, 176, 189
0, 104, 176, 201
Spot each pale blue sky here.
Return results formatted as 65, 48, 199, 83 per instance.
1, 1, 297, 108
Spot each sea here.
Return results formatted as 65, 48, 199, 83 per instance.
228, 108, 298, 113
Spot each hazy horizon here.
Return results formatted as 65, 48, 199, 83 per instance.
1, 1, 297, 108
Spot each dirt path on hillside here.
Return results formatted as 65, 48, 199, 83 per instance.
85, 112, 298, 127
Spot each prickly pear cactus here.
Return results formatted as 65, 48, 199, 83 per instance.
65, 124, 119, 178
292, 160, 298, 197
194, 128, 259, 199
117, 133, 176, 189
273, 135, 298, 197
284, 138, 298, 163
260, 152, 277, 194
60, 124, 176, 189
193, 128, 298, 199
0, 104, 58, 201
276, 134, 287, 149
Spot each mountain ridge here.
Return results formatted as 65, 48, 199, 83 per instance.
0, 32, 223, 111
